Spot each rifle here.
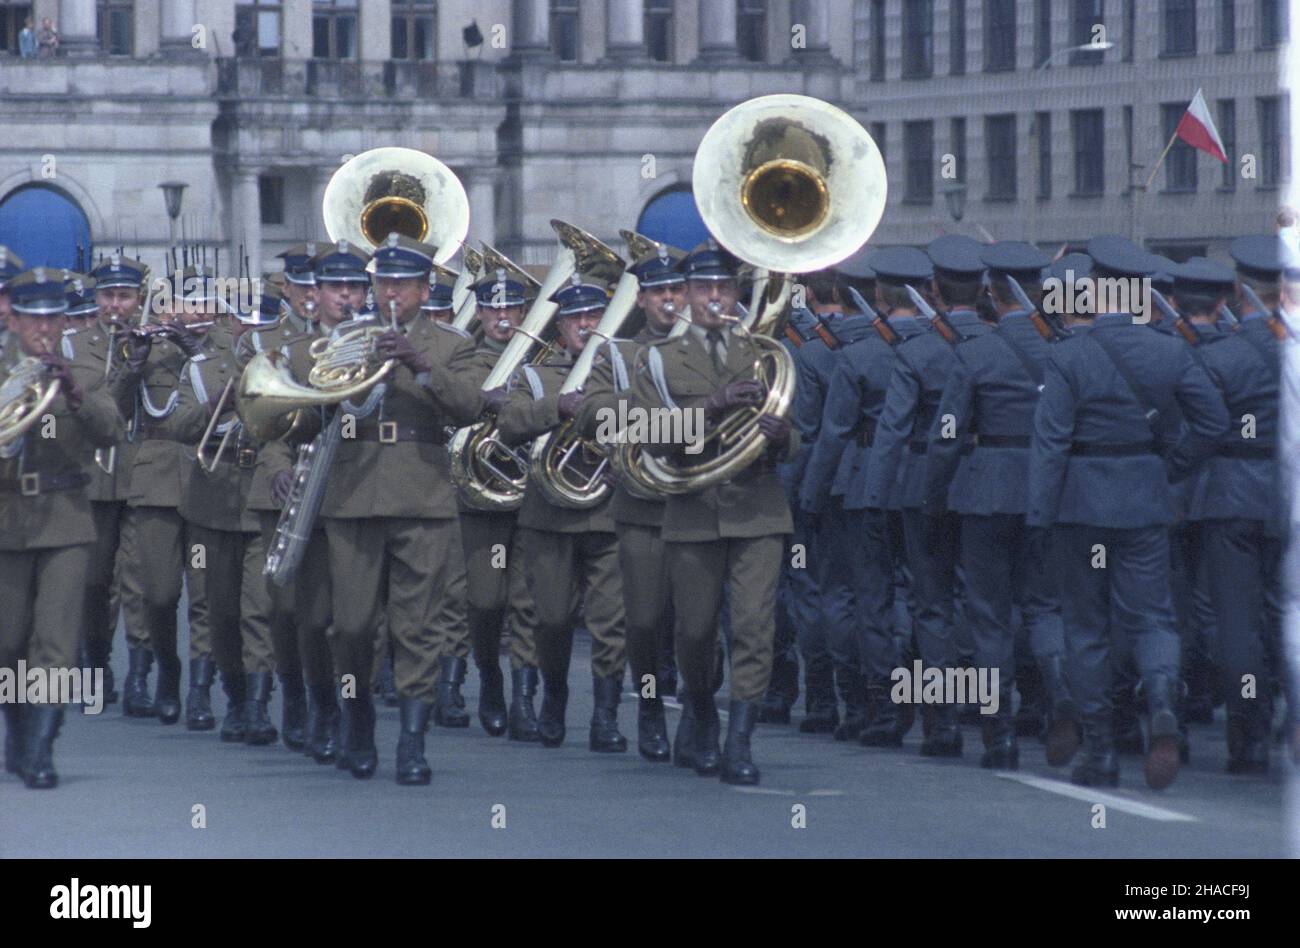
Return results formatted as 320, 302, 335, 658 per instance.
844, 285, 900, 346
813, 317, 841, 350
1149, 288, 1200, 346
904, 284, 959, 344
1005, 274, 1070, 342
1239, 282, 1293, 342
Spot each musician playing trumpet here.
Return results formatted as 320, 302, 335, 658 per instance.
629, 241, 796, 786
1, 269, 125, 789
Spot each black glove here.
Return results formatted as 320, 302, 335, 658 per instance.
39, 353, 83, 412
757, 412, 791, 447
480, 386, 509, 414
557, 391, 585, 420
271, 469, 294, 508
124, 331, 153, 371
703, 379, 763, 420
374, 331, 431, 374
171, 327, 205, 359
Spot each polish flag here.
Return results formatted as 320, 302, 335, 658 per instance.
1174, 89, 1228, 163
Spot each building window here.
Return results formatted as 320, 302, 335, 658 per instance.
1123, 104, 1134, 191
951, 0, 966, 75
951, 117, 967, 183
1258, 96, 1285, 187
0, 2, 32, 55
1036, 112, 1052, 197
1071, 108, 1105, 195
97, 0, 133, 56
235, 2, 281, 57
646, 0, 673, 62
1035, 0, 1051, 66
984, 0, 1016, 71
1218, 99, 1236, 189
392, 0, 436, 61
870, 0, 886, 80
1161, 0, 1196, 55
313, 0, 358, 59
1258, 0, 1287, 48
1160, 103, 1198, 191
1070, 0, 1104, 64
985, 114, 1017, 200
550, 0, 578, 60
902, 0, 934, 78
1122, 0, 1134, 59
737, 0, 767, 62
259, 175, 285, 226
904, 120, 934, 202
1217, 0, 1235, 51
871, 121, 887, 169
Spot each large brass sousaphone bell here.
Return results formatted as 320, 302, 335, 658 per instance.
323, 146, 469, 262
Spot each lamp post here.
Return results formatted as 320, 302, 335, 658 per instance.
159, 181, 187, 254
1027, 40, 1114, 247
943, 182, 968, 223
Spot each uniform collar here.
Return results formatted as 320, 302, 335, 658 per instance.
947, 308, 982, 327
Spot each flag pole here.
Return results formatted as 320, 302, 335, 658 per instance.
1144, 128, 1181, 190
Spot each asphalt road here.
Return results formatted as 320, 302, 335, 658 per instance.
2, 633, 1296, 858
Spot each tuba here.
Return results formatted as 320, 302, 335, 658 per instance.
448, 221, 623, 511
618, 94, 886, 495
323, 146, 469, 261
0, 357, 61, 448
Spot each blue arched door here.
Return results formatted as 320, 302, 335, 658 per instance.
636, 185, 709, 253
0, 184, 92, 271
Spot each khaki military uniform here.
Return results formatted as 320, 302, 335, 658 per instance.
575, 330, 671, 696
457, 337, 538, 672
497, 353, 626, 686
318, 314, 485, 702
631, 327, 797, 702
0, 343, 125, 682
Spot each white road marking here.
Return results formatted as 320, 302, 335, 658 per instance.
997, 773, 1199, 822
806, 789, 845, 797
731, 786, 796, 796
623, 694, 727, 720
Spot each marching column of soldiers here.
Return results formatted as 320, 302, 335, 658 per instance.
1, 224, 1298, 793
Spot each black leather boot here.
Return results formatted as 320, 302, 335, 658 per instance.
590, 675, 628, 753
154, 652, 182, 725
537, 678, 568, 748
2, 703, 21, 774
1112, 682, 1144, 754
507, 666, 541, 742
279, 673, 307, 751
395, 697, 433, 785
20, 705, 63, 789
477, 659, 507, 737
859, 683, 905, 747
122, 647, 155, 718
243, 672, 279, 746
219, 672, 247, 743
1142, 674, 1181, 790
1014, 660, 1045, 737
979, 709, 1019, 770
673, 697, 697, 767
340, 690, 377, 778
1071, 717, 1119, 787
919, 704, 963, 757
433, 655, 470, 728
377, 654, 399, 707
306, 687, 340, 764
689, 692, 722, 776
799, 703, 839, 734
85, 636, 118, 706
185, 658, 216, 732
1040, 654, 1081, 766
832, 663, 868, 741
1225, 708, 1270, 776
721, 699, 761, 785
637, 695, 671, 761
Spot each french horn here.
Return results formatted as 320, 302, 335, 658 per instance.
0, 357, 61, 448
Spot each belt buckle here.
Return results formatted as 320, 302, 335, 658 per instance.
20, 472, 41, 497
238, 448, 258, 468
378, 421, 399, 444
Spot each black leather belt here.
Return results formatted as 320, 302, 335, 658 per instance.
1070, 441, 1159, 457
976, 434, 1031, 449
0, 470, 88, 496
354, 421, 448, 445
1216, 443, 1274, 459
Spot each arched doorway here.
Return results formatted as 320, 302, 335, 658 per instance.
0, 184, 92, 271
636, 184, 709, 252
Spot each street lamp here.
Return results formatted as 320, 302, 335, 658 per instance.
1027, 40, 1114, 247
159, 182, 187, 263
943, 182, 967, 222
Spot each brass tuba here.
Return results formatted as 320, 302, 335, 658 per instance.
619, 94, 886, 495
323, 146, 469, 261
448, 221, 623, 511
0, 357, 61, 448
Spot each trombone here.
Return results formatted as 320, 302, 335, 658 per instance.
195, 377, 238, 473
